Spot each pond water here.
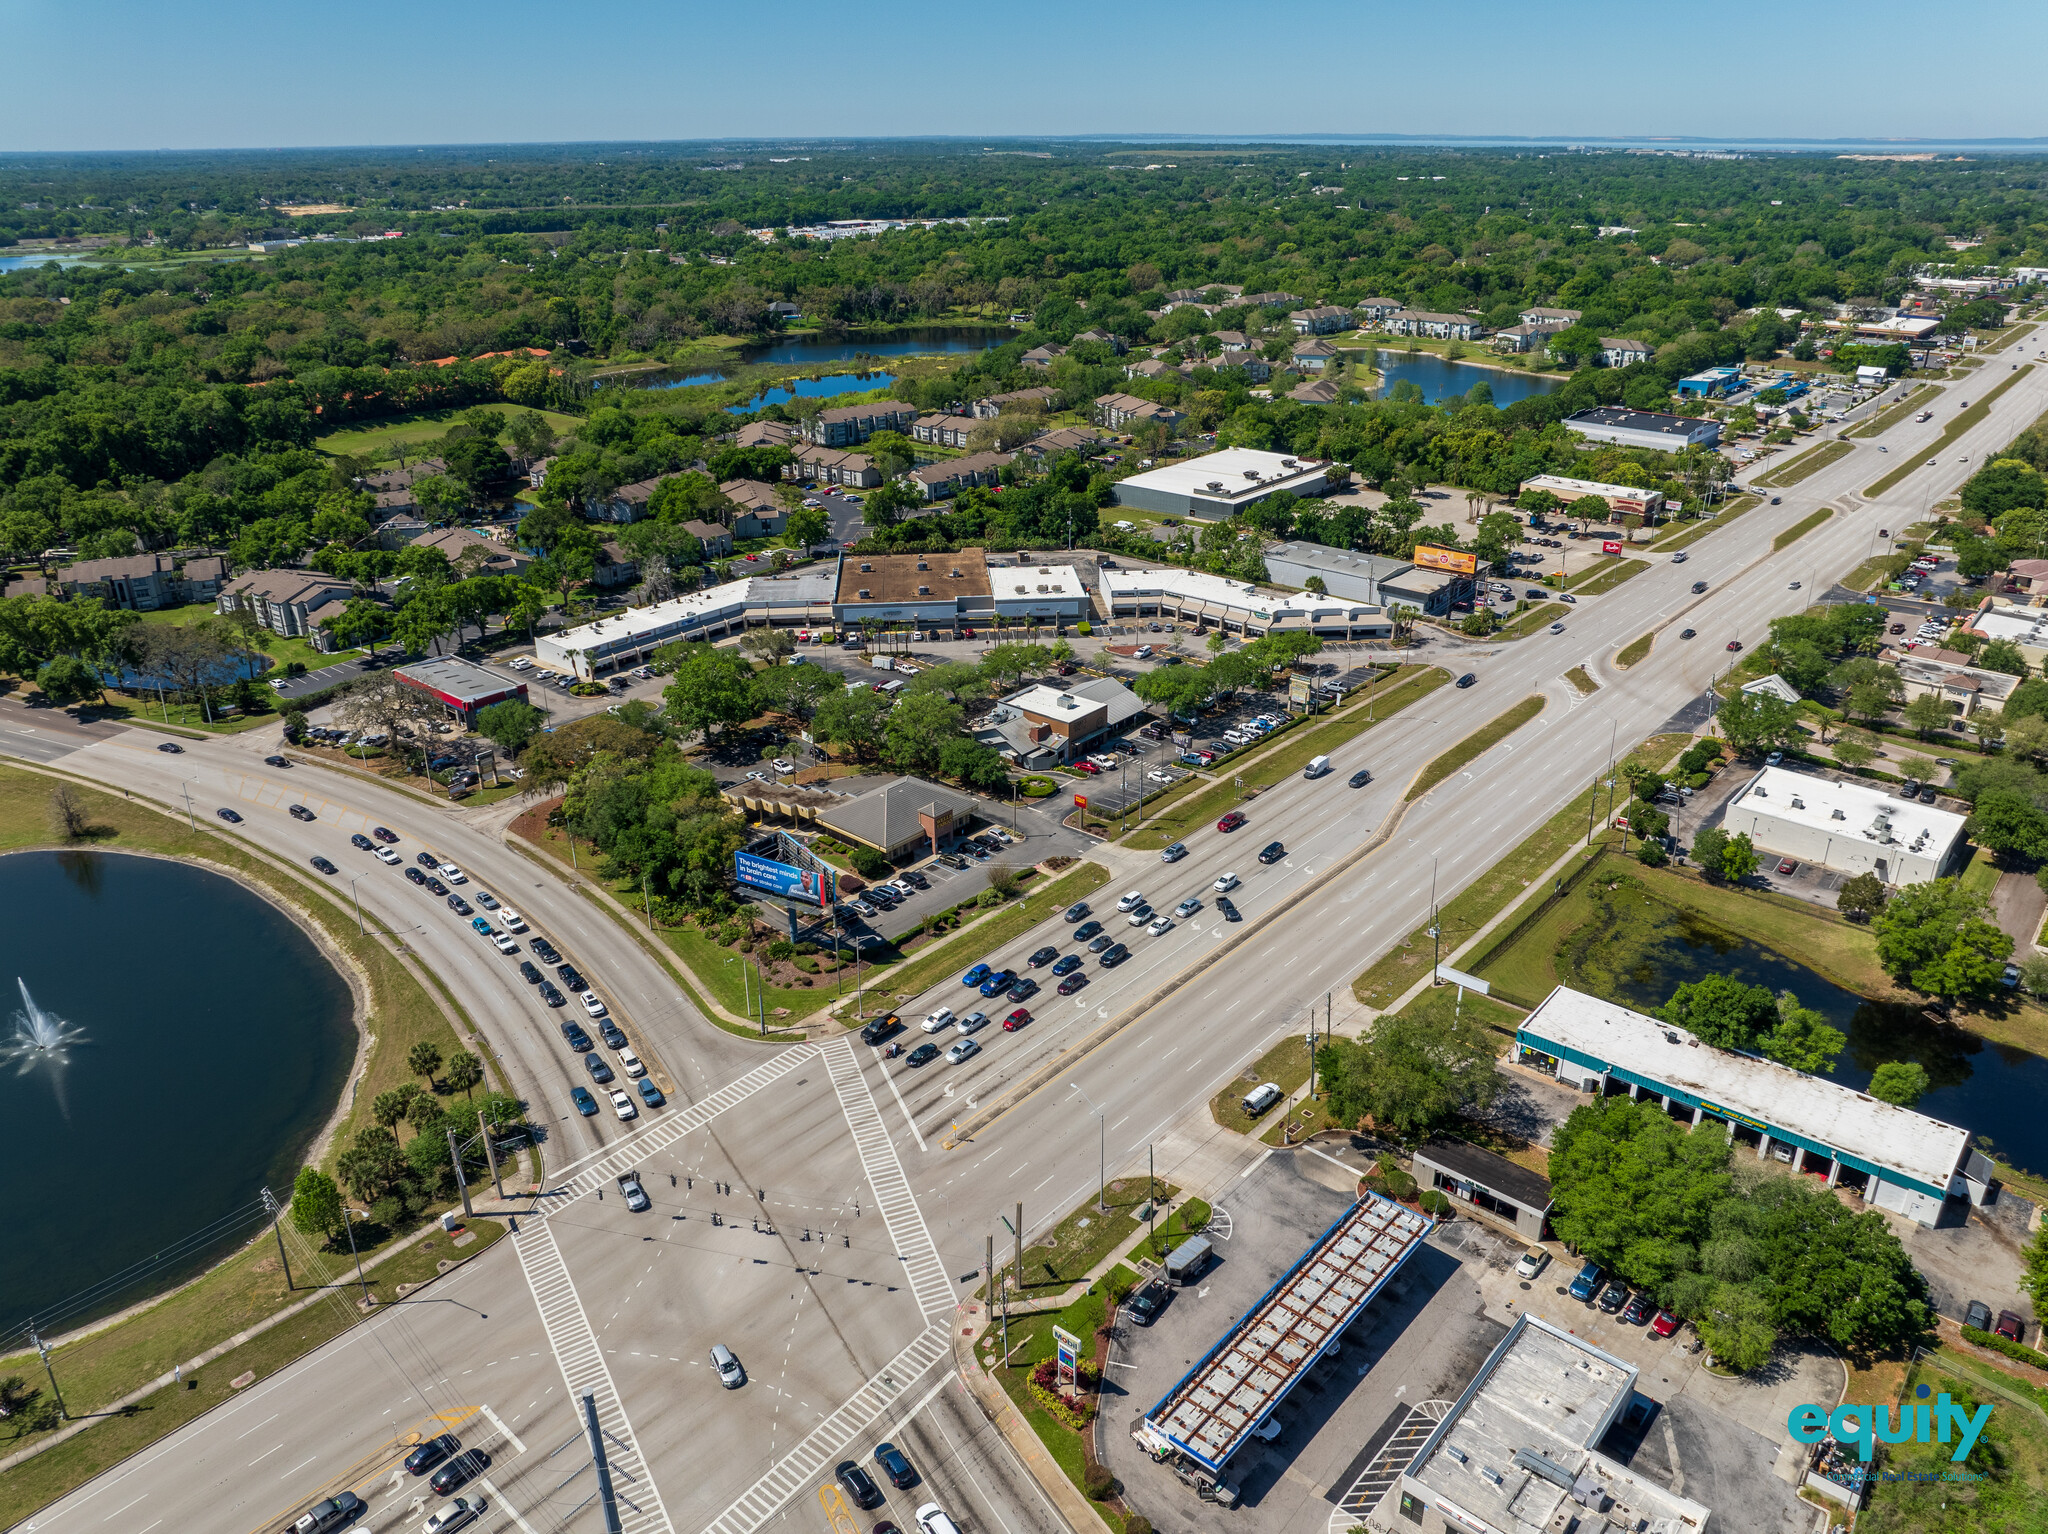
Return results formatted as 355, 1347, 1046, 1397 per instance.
1556, 878, 2048, 1173
0, 252, 95, 275
616, 324, 1011, 399
0, 851, 356, 1338
1375, 350, 1563, 408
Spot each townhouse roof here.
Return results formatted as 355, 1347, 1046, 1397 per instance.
222, 569, 352, 603
910, 451, 1012, 484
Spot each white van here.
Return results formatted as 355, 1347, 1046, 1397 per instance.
1243, 1082, 1283, 1116
916, 1504, 963, 1534
1304, 755, 1331, 779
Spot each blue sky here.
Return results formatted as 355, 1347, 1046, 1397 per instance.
4, 0, 2045, 151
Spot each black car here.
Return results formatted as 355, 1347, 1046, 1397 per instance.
1619, 1292, 1654, 1326
874, 1442, 917, 1489
1455, 673, 1477, 688
1073, 920, 1103, 942
562, 1022, 593, 1050
1058, 972, 1090, 995
416, 852, 438, 868
264, 755, 291, 768
372, 826, 398, 843
403, 1433, 460, 1476
1028, 945, 1059, 968
584, 1052, 614, 1084
429, 1449, 492, 1496
405, 867, 427, 885
289, 804, 316, 822
1008, 977, 1039, 1002
310, 856, 338, 875
216, 807, 242, 823
1088, 932, 1115, 953
1920, 784, 1938, 803
1348, 769, 1371, 788
519, 961, 542, 983
1680, 628, 1696, 640
1128, 1284, 1170, 1326
599, 1019, 628, 1050
350, 833, 374, 851
447, 894, 472, 915
861, 1015, 903, 1046
156, 740, 183, 753
1966, 1299, 1993, 1331
906, 1042, 941, 1067
900, 871, 929, 890
1100, 942, 1130, 966
557, 963, 586, 991
867, 887, 899, 907
836, 1461, 884, 1510
532, 940, 561, 963
1216, 896, 1240, 921
1064, 901, 1090, 923
542, 986, 568, 1008
1257, 841, 1285, 865
426, 877, 448, 896
1598, 1281, 1628, 1314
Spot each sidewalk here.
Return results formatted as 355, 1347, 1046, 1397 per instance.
953, 1302, 1115, 1534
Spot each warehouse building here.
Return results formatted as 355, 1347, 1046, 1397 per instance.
1514, 986, 1992, 1227
392, 657, 529, 726
1720, 765, 1967, 886
1097, 565, 1398, 636
1562, 406, 1721, 452
1377, 1313, 1710, 1534
534, 568, 836, 674
1111, 448, 1335, 520
1260, 542, 1458, 611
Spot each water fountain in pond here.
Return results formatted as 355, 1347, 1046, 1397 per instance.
5, 978, 86, 1114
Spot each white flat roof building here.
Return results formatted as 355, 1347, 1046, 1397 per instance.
1965, 601, 2048, 667
987, 562, 1089, 620
1112, 448, 1334, 520
1515, 986, 1990, 1226
1518, 473, 1666, 515
534, 568, 836, 673
1098, 565, 1393, 638
1383, 1313, 1710, 1534
1721, 765, 1966, 887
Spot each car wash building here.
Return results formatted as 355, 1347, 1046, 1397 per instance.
1514, 986, 1991, 1227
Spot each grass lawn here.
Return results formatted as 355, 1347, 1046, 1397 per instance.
1565, 558, 1650, 596
0, 1221, 505, 1527
1212, 1034, 1314, 1134
1121, 666, 1447, 851
1647, 495, 1761, 553
1353, 731, 1694, 1007
1858, 1353, 2048, 1533
1865, 367, 2034, 498
1615, 632, 1654, 669
1849, 383, 1938, 439
1840, 555, 1896, 592
994, 1178, 1180, 1303
1406, 696, 1545, 801
87, 694, 278, 735
128, 602, 359, 680
1755, 439, 1854, 488
1960, 845, 2001, 898
1773, 507, 1834, 551
1565, 667, 1598, 695
315, 407, 582, 458
1494, 602, 1571, 640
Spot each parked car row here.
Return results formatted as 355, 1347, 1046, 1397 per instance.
1566, 1260, 1680, 1336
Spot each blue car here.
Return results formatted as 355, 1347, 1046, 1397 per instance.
571, 1086, 599, 1116
470, 916, 492, 936
636, 1077, 666, 1108
979, 969, 1017, 997
1051, 955, 1083, 976
962, 962, 992, 988
1568, 1261, 1603, 1301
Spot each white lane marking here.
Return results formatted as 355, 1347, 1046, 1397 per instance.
480, 1477, 540, 1534
247, 1442, 284, 1466
480, 1402, 527, 1457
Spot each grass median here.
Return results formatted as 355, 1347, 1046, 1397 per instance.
1755, 438, 1853, 488
1647, 495, 1761, 553
1354, 730, 1693, 1007
1564, 558, 1650, 596
1615, 633, 1654, 669
1865, 365, 2034, 498
1772, 506, 1833, 551
1850, 383, 1938, 439
1120, 665, 1448, 852
1406, 695, 1545, 802
1565, 667, 1598, 695
1494, 602, 1571, 640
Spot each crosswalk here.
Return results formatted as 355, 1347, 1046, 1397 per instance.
821, 1039, 956, 1322
511, 1214, 673, 1534
547, 1045, 819, 1203
700, 1324, 951, 1534
1327, 1399, 1452, 1531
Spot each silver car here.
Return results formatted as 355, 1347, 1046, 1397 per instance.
712, 1343, 746, 1388
945, 1038, 982, 1065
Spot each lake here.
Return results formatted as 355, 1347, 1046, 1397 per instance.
1375, 350, 1562, 408
0, 851, 356, 1338
617, 325, 1013, 400
0, 253, 95, 275
1558, 880, 2048, 1175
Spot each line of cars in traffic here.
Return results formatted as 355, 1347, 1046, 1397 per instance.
830, 1440, 967, 1534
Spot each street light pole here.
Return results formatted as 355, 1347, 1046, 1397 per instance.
347, 875, 365, 934
181, 778, 197, 832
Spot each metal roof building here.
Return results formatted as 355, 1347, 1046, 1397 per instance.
1140, 1194, 1429, 1475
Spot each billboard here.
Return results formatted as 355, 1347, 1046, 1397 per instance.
733, 851, 835, 908
1412, 544, 1478, 576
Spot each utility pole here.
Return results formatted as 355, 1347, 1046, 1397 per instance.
1428, 855, 1441, 980
642, 873, 653, 932
29, 1326, 67, 1420
347, 875, 366, 935
342, 1204, 370, 1303
260, 1185, 294, 1290
481, 1111, 504, 1201
582, 1392, 625, 1534
448, 1127, 473, 1218
180, 779, 197, 832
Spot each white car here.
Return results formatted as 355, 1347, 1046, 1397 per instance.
498, 908, 527, 931
1092, 753, 1120, 768
945, 1038, 982, 1065
922, 1007, 957, 1034
1253, 1417, 1284, 1444
1214, 872, 1239, 892
1148, 769, 1176, 783
801, 496, 824, 508
491, 932, 517, 955
609, 1088, 637, 1120
421, 1499, 487, 1534
509, 658, 533, 671
955, 1011, 989, 1035
1146, 915, 1174, 935
618, 1048, 646, 1077
581, 991, 607, 1017
772, 758, 797, 774
437, 863, 466, 884
1515, 1249, 1550, 1280
1116, 890, 1147, 912
374, 846, 402, 865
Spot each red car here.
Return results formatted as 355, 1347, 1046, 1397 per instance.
1726, 640, 1743, 652
1776, 858, 1798, 876
1003, 1008, 1033, 1031
1650, 1308, 1680, 1338
1073, 759, 1099, 775
1217, 811, 1247, 833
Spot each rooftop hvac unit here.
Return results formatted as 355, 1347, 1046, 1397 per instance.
1243, 469, 1260, 479
1208, 481, 1225, 491
1832, 808, 1847, 820
1281, 457, 1298, 468
1790, 796, 1805, 809
1753, 785, 1767, 798
858, 589, 871, 598
1444, 1445, 1469, 1464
